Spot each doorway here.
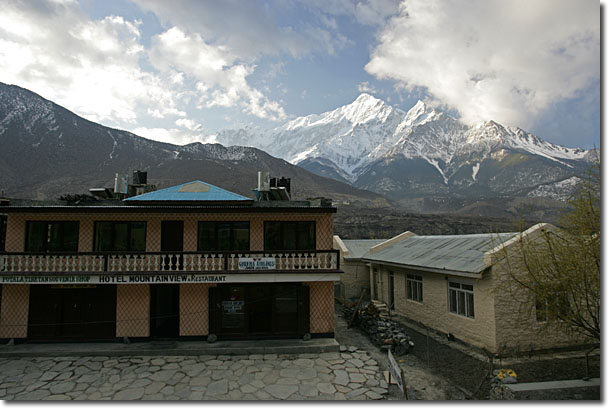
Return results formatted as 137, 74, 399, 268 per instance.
161, 220, 183, 270
150, 284, 179, 338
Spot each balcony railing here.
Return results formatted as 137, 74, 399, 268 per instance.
0, 250, 340, 273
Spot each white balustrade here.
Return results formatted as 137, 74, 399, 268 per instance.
0, 251, 338, 274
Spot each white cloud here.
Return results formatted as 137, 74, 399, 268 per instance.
132, 0, 349, 59
357, 81, 377, 94
130, 126, 206, 145
366, 0, 600, 129
0, 1, 184, 126
298, 0, 400, 27
149, 27, 286, 121
175, 118, 203, 131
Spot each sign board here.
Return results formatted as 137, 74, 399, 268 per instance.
222, 300, 244, 313
238, 257, 276, 270
388, 349, 403, 391
0, 273, 340, 284
388, 349, 408, 399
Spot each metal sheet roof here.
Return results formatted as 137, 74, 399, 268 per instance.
124, 181, 251, 202
342, 239, 387, 259
363, 233, 517, 274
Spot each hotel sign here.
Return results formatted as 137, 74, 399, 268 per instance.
0, 272, 339, 284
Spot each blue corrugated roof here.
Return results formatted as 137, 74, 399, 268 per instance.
124, 181, 252, 202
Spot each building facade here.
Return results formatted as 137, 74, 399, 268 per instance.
338, 225, 588, 355
333, 236, 386, 302
0, 181, 339, 342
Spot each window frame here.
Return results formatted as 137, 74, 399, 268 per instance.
24, 221, 80, 252
197, 221, 250, 252
448, 280, 474, 319
406, 273, 423, 303
93, 221, 147, 252
535, 291, 570, 322
263, 221, 316, 251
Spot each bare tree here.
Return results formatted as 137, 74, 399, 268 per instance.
494, 160, 600, 343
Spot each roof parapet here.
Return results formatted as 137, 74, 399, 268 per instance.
333, 235, 350, 257
483, 223, 557, 266
370, 231, 417, 254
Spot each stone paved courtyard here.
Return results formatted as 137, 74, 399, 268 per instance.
0, 346, 388, 400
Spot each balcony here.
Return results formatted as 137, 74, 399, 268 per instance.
0, 250, 340, 274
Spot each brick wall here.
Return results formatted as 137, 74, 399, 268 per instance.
116, 284, 149, 337
179, 283, 215, 336
0, 284, 29, 338
305, 281, 334, 334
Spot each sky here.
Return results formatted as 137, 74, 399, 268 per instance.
0, 0, 601, 149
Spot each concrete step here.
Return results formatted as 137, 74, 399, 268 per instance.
0, 338, 340, 358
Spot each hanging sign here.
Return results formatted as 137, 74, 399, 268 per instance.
238, 257, 276, 270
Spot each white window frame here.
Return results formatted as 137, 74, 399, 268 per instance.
448, 280, 474, 318
405, 273, 423, 303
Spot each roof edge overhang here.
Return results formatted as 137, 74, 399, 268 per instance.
123, 200, 254, 206
361, 258, 483, 279
0, 206, 337, 214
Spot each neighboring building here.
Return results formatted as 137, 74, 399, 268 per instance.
333, 236, 386, 302
0, 180, 340, 342
338, 225, 588, 355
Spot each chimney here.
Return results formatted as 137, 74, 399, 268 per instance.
133, 170, 147, 185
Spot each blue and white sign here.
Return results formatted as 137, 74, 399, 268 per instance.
238, 257, 276, 270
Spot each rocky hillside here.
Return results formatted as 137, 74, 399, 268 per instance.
0, 82, 389, 206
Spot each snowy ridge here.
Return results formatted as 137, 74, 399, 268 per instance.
526, 176, 581, 201
213, 93, 590, 185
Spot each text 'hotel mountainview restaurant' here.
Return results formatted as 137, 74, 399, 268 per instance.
0, 177, 340, 342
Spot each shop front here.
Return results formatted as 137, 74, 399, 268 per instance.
27, 284, 116, 341
209, 282, 309, 339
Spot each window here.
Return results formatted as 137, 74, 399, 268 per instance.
0, 215, 6, 252
448, 281, 474, 318
264, 221, 315, 251
406, 274, 423, 303
198, 221, 249, 251
94, 221, 146, 252
536, 292, 570, 322
25, 221, 79, 252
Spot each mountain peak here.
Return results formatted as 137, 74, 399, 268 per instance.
353, 93, 382, 103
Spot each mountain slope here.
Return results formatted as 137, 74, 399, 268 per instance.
0, 82, 389, 206
213, 94, 592, 199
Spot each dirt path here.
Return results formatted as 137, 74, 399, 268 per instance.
333, 306, 466, 400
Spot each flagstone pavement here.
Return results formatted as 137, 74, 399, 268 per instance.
0, 346, 388, 400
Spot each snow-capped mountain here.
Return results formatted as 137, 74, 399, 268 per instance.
0, 82, 388, 205
213, 93, 593, 199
